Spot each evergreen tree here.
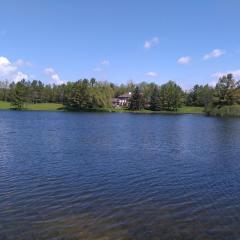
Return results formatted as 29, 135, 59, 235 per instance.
129, 86, 144, 110
186, 84, 214, 108
10, 80, 28, 109
90, 78, 96, 87
149, 86, 161, 111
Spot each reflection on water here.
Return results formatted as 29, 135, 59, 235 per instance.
1, 111, 240, 239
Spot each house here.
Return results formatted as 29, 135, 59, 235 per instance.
112, 92, 132, 107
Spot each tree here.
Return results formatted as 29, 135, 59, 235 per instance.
214, 74, 238, 106
149, 86, 161, 111
186, 84, 203, 106
186, 84, 214, 109
160, 81, 183, 111
66, 80, 91, 109
129, 86, 144, 110
0, 80, 10, 101
90, 78, 96, 87
200, 85, 214, 110
65, 79, 114, 110
30, 80, 45, 103
10, 80, 28, 109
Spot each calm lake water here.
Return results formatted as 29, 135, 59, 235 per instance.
0, 111, 240, 240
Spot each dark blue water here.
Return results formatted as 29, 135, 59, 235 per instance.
0, 111, 240, 240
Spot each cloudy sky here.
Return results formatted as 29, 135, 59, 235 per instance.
0, 0, 240, 88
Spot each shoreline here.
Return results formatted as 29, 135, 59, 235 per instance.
1, 102, 240, 117
2, 101, 240, 117
0, 101, 204, 114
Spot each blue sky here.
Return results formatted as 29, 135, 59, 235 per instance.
0, 0, 240, 89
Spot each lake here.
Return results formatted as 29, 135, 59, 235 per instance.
0, 111, 240, 240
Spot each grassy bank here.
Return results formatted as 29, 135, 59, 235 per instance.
0, 101, 64, 111
0, 101, 11, 109
177, 106, 204, 114
100, 106, 204, 114
208, 105, 240, 117
0, 101, 204, 114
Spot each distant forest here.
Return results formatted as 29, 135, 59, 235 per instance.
0, 74, 240, 114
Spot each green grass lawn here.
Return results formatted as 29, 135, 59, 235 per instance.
0, 101, 204, 114
25, 103, 64, 111
108, 106, 204, 114
0, 101, 64, 111
0, 101, 11, 109
177, 106, 204, 114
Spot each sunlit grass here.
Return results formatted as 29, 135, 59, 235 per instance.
0, 101, 204, 114
110, 106, 204, 114
0, 101, 64, 111
0, 101, 11, 109
177, 106, 204, 114
25, 103, 64, 111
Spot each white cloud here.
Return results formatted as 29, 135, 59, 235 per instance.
177, 56, 191, 65
0, 56, 11, 65
208, 80, 218, 87
51, 74, 61, 82
211, 72, 224, 79
144, 37, 159, 49
101, 60, 110, 66
146, 71, 158, 77
15, 59, 33, 67
211, 69, 240, 79
44, 67, 55, 75
144, 41, 151, 49
204, 49, 225, 60
44, 67, 64, 85
14, 72, 29, 83
93, 59, 110, 72
93, 67, 102, 72
0, 56, 29, 82
231, 70, 240, 78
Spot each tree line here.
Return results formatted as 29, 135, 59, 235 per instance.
0, 74, 240, 112
185, 74, 240, 112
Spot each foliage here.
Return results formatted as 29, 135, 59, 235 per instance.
149, 85, 161, 111
186, 84, 214, 110
177, 106, 204, 114
207, 105, 240, 117
65, 79, 114, 110
10, 80, 29, 109
0, 101, 11, 109
0, 73, 240, 114
0, 101, 63, 111
159, 81, 183, 111
213, 74, 240, 106
203, 74, 240, 116
129, 86, 145, 110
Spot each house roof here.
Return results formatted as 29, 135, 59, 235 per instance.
112, 98, 118, 102
118, 92, 132, 98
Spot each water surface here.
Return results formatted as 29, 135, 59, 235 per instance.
0, 111, 240, 240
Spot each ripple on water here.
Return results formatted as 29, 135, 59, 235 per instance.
1, 112, 240, 239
